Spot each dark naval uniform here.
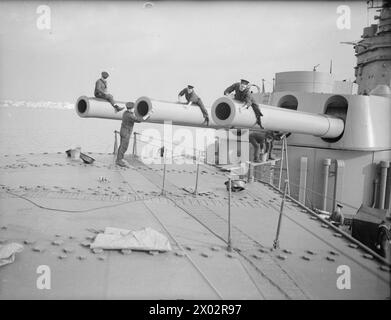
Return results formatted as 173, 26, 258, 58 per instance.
94, 78, 116, 106
249, 131, 289, 161
116, 110, 140, 163
178, 88, 209, 122
224, 82, 263, 127
249, 130, 274, 162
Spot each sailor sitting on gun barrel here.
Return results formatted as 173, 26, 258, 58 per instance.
224, 79, 264, 129
178, 85, 210, 126
94, 71, 124, 113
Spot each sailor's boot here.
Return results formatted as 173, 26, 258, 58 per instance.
253, 153, 261, 163
116, 159, 128, 168
114, 105, 125, 113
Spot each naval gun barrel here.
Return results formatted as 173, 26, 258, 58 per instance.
76, 96, 127, 120
76, 96, 217, 128
133, 96, 218, 128
211, 96, 345, 139
76, 95, 345, 139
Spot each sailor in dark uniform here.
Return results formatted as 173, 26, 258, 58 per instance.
94, 71, 124, 113
249, 130, 290, 162
116, 102, 141, 167
224, 79, 263, 129
178, 85, 209, 126
249, 130, 274, 162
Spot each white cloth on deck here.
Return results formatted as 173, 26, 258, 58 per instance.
90, 227, 172, 251
0, 243, 24, 267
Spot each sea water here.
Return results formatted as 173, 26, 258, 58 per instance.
0, 105, 214, 157
0, 106, 121, 155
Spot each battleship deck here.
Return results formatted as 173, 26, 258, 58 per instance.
0, 152, 389, 299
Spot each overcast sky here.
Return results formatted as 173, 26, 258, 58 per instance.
0, 1, 373, 104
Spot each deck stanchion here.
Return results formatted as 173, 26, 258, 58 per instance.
162, 163, 167, 195
284, 137, 291, 195
193, 153, 200, 196
113, 130, 119, 155
269, 162, 275, 186
321, 159, 332, 211
247, 162, 254, 183
227, 177, 232, 252
160, 147, 167, 196
273, 179, 288, 249
278, 140, 284, 190
132, 132, 138, 156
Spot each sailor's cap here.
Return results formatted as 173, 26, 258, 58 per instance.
126, 102, 134, 109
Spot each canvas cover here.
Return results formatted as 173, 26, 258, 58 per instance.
90, 227, 172, 251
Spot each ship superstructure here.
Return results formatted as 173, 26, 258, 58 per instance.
355, 1, 391, 95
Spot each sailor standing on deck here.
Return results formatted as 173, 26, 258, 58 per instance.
224, 79, 264, 129
94, 71, 124, 113
116, 102, 141, 167
178, 85, 210, 126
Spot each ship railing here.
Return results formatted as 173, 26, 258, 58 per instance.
126, 132, 390, 266
129, 131, 363, 214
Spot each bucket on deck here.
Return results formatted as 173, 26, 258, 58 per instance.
80, 152, 95, 164
225, 179, 246, 192
66, 147, 81, 160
